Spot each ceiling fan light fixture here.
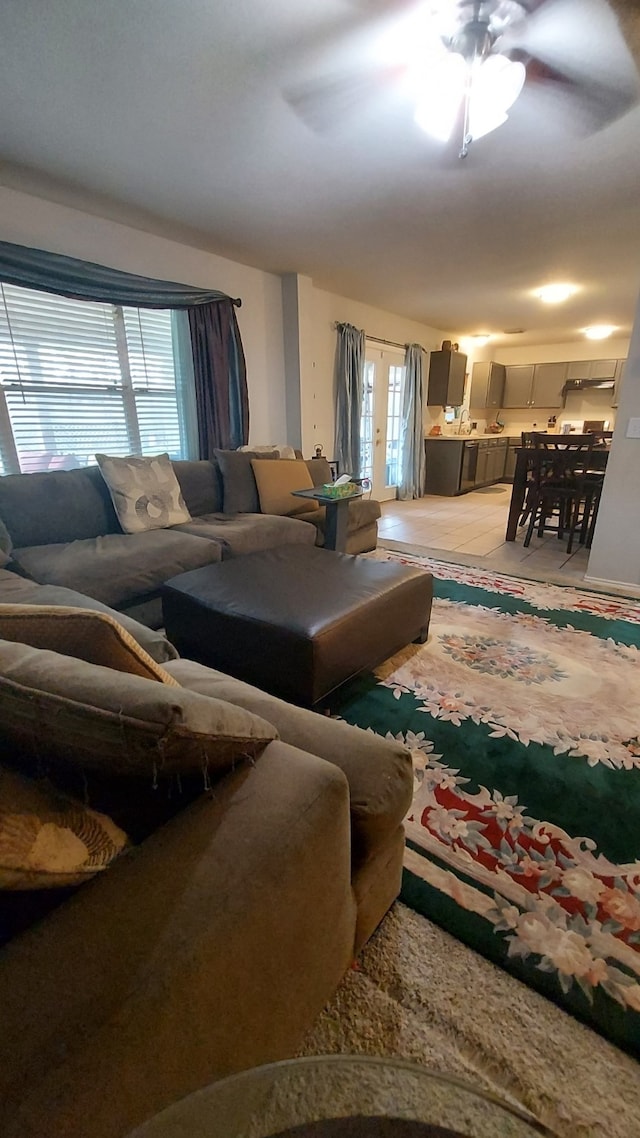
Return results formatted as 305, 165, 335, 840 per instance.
583, 324, 617, 340
414, 52, 467, 141
468, 54, 525, 141
414, 51, 524, 146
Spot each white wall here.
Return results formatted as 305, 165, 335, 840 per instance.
0, 186, 289, 446
587, 293, 640, 589
295, 279, 448, 458
0, 186, 453, 458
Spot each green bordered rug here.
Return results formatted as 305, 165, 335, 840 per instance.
328, 551, 640, 1057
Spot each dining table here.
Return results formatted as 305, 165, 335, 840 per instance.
505, 443, 610, 542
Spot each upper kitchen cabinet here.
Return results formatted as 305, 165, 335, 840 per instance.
503, 364, 534, 407
427, 349, 467, 406
612, 358, 626, 407
566, 359, 617, 380
469, 361, 505, 409
503, 362, 566, 407
531, 362, 567, 407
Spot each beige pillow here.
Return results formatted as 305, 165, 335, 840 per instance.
96, 452, 191, 534
0, 764, 128, 890
0, 605, 177, 684
252, 458, 320, 516
0, 640, 278, 780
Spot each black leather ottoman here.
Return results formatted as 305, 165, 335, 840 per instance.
162, 544, 433, 706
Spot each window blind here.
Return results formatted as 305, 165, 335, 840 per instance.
0, 283, 184, 475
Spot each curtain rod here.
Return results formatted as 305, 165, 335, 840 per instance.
367, 334, 409, 351
333, 323, 424, 352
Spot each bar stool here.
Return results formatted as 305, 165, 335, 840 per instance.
523, 434, 595, 553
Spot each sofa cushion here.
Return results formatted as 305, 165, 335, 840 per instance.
11, 530, 221, 609
173, 459, 222, 516
214, 448, 279, 514
172, 511, 316, 558
0, 606, 176, 684
0, 570, 178, 664
0, 466, 120, 548
252, 458, 319, 516
163, 659, 413, 866
0, 764, 128, 890
0, 640, 278, 780
306, 456, 334, 486
96, 453, 191, 534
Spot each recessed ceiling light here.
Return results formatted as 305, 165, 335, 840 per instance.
503, 328, 525, 334
583, 324, 617, 340
471, 334, 493, 344
534, 283, 577, 304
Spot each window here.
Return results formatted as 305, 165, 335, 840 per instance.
0, 283, 186, 474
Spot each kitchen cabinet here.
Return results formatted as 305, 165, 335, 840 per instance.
503, 362, 566, 407
469, 361, 505, 409
531, 362, 566, 407
503, 365, 534, 407
427, 349, 467, 406
504, 440, 519, 481
424, 437, 509, 495
612, 358, 626, 407
477, 438, 507, 484
566, 358, 617, 380
424, 438, 464, 495
475, 443, 488, 485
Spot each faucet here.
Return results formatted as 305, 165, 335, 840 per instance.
457, 408, 471, 435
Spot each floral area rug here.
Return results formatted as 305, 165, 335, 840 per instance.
328, 552, 640, 1057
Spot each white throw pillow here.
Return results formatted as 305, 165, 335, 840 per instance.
96, 452, 191, 534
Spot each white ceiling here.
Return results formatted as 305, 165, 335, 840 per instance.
1, 0, 640, 347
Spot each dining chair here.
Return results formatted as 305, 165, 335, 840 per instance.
522, 434, 596, 553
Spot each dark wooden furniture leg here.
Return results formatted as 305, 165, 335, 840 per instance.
505, 448, 528, 541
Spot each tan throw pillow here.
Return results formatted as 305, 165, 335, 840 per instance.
96, 452, 191, 534
0, 640, 278, 780
252, 458, 320, 516
0, 764, 128, 890
0, 605, 177, 684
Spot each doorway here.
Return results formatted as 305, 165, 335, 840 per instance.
360, 344, 406, 501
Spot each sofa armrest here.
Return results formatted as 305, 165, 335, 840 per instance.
164, 659, 413, 867
0, 742, 356, 1138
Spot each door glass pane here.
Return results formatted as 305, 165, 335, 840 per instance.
385, 364, 405, 487
360, 360, 375, 481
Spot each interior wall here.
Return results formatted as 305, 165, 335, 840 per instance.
0, 186, 289, 447
298, 280, 449, 459
587, 291, 640, 589
0, 186, 454, 461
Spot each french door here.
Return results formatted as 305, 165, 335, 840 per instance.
360, 345, 406, 501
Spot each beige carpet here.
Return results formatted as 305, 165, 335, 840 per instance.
300, 902, 640, 1138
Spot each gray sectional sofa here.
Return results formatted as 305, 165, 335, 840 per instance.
0, 636, 413, 1138
0, 450, 404, 1138
0, 453, 380, 628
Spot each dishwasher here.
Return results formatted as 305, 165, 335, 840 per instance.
460, 440, 478, 491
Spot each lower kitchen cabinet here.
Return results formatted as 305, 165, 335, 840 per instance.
424, 437, 509, 495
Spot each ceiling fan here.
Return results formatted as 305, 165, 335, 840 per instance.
284, 0, 639, 158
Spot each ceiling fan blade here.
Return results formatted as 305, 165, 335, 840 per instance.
504, 0, 639, 130
284, 64, 402, 133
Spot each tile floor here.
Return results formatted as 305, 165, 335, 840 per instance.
377, 482, 640, 598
